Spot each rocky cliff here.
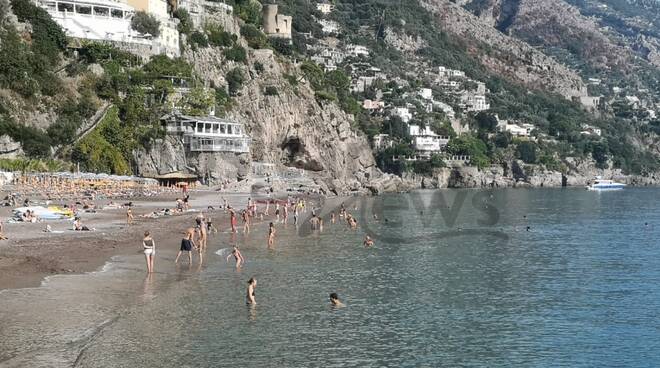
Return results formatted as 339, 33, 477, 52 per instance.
134, 13, 406, 195
420, 0, 588, 99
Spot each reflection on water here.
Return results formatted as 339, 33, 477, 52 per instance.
1, 188, 660, 367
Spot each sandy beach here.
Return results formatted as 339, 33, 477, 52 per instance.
0, 189, 291, 290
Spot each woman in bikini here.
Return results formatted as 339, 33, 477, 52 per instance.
142, 231, 155, 273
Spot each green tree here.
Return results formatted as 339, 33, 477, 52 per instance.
181, 87, 215, 115
224, 45, 247, 63
447, 134, 490, 168
173, 8, 193, 35
516, 141, 538, 164
240, 24, 268, 49
131, 11, 161, 37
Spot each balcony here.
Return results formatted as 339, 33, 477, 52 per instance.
188, 137, 250, 153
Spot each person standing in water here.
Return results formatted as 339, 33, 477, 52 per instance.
142, 231, 155, 273
126, 207, 134, 225
363, 235, 374, 248
246, 277, 257, 305
242, 210, 250, 234
226, 245, 245, 268
175, 230, 197, 264
268, 222, 275, 247
229, 208, 237, 233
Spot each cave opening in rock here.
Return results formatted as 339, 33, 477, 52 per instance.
281, 137, 302, 166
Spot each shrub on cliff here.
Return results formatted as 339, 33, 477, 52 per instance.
224, 45, 247, 63
226, 68, 245, 96
207, 23, 236, 47
240, 24, 268, 49
131, 11, 161, 37
173, 8, 193, 35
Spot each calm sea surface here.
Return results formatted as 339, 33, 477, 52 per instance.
1, 188, 660, 367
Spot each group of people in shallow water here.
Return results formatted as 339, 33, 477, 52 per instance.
138, 194, 365, 307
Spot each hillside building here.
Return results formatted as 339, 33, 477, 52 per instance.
40, 0, 179, 57
498, 120, 535, 137
393, 107, 412, 123
163, 114, 251, 153
372, 134, 394, 151
409, 125, 449, 156
362, 100, 385, 111
316, 0, 334, 14
346, 44, 369, 58
262, 4, 292, 39
319, 19, 340, 34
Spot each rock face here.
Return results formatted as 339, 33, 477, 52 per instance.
420, 0, 587, 99
136, 39, 402, 194
0, 135, 23, 158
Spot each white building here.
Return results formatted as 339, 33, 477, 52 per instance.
432, 101, 456, 119
372, 134, 393, 151
316, 1, 334, 14
40, 0, 179, 57
362, 100, 385, 110
164, 114, 251, 153
464, 95, 490, 112
319, 19, 340, 34
418, 88, 433, 100
580, 124, 602, 136
409, 125, 449, 155
346, 44, 369, 58
498, 121, 535, 137
393, 107, 412, 123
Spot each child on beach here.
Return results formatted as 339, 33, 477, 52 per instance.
142, 231, 155, 273
126, 207, 133, 225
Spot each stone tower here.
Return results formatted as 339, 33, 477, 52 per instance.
262, 3, 292, 39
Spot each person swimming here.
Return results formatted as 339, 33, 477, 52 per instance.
363, 235, 374, 248
329, 293, 345, 307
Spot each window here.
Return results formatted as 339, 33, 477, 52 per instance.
76, 5, 92, 14
212, 124, 219, 134
45, 1, 56, 11
220, 124, 226, 134
93, 6, 109, 16
58, 2, 74, 12
111, 9, 123, 18
205, 123, 212, 133
227, 125, 233, 135
196, 123, 203, 133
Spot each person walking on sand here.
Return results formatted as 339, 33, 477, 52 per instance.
268, 222, 275, 247
142, 231, 155, 273
126, 207, 134, 225
175, 230, 197, 265
246, 277, 257, 305
226, 245, 245, 268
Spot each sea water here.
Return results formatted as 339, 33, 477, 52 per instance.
1, 188, 660, 367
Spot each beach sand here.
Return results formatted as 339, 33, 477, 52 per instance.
0, 190, 272, 290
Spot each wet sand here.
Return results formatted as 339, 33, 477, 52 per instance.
0, 190, 263, 290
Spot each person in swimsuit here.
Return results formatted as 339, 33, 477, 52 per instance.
230, 208, 237, 233
206, 215, 217, 234
247, 277, 257, 305
268, 222, 275, 247
126, 207, 133, 225
142, 230, 155, 273
310, 213, 321, 230
196, 216, 208, 252
242, 210, 250, 234
293, 206, 299, 225
331, 212, 336, 224
226, 245, 245, 268
363, 235, 374, 248
275, 203, 280, 223
175, 230, 197, 264
329, 293, 345, 307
